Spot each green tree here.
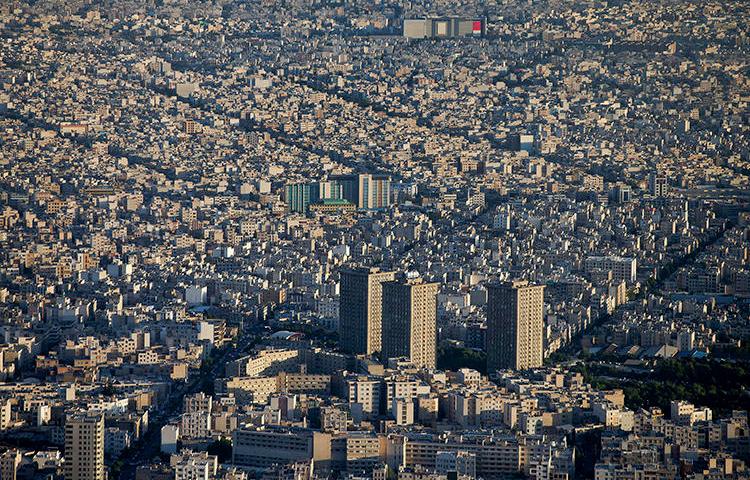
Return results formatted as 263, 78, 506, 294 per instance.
207, 438, 232, 463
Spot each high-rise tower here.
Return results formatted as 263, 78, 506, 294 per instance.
339, 267, 396, 355
486, 280, 545, 372
381, 278, 439, 369
64, 412, 105, 480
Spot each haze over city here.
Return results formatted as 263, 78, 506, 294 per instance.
0, 0, 749, 479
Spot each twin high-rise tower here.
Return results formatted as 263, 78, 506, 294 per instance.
339, 268, 438, 369
339, 270, 544, 373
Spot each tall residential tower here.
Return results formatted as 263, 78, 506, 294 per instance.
64, 412, 105, 480
381, 277, 439, 369
339, 267, 396, 355
486, 281, 545, 372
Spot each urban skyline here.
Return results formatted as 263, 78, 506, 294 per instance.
0, 0, 749, 479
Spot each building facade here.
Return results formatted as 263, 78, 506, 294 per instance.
403, 17, 486, 39
486, 281, 545, 371
64, 412, 105, 480
285, 182, 320, 214
381, 278, 439, 369
339, 268, 396, 355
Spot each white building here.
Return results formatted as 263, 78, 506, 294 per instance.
104, 427, 131, 457
161, 424, 180, 454
435, 450, 477, 478
185, 286, 208, 306
170, 450, 218, 480
585, 256, 637, 284
347, 377, 381, 422
181, 411, 211, 439
391, 398, 415, 426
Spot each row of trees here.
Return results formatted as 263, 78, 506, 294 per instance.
577, 358, 750, 416
437, 345, 487, 374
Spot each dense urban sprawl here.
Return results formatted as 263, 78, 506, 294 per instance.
0, 0, 750, 479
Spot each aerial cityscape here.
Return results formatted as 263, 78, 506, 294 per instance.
0, 0, 749, 479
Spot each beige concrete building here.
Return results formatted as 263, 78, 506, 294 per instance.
0, 449, 21, 480
487, 281, 545, 371
64, 412, 105, 480
232, 427, 332, 470
170, 450, 217, 480
339, 267, 396, 355
0, 399, 11, 430
381, 279, 439, 369
347, 376, 382, 420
